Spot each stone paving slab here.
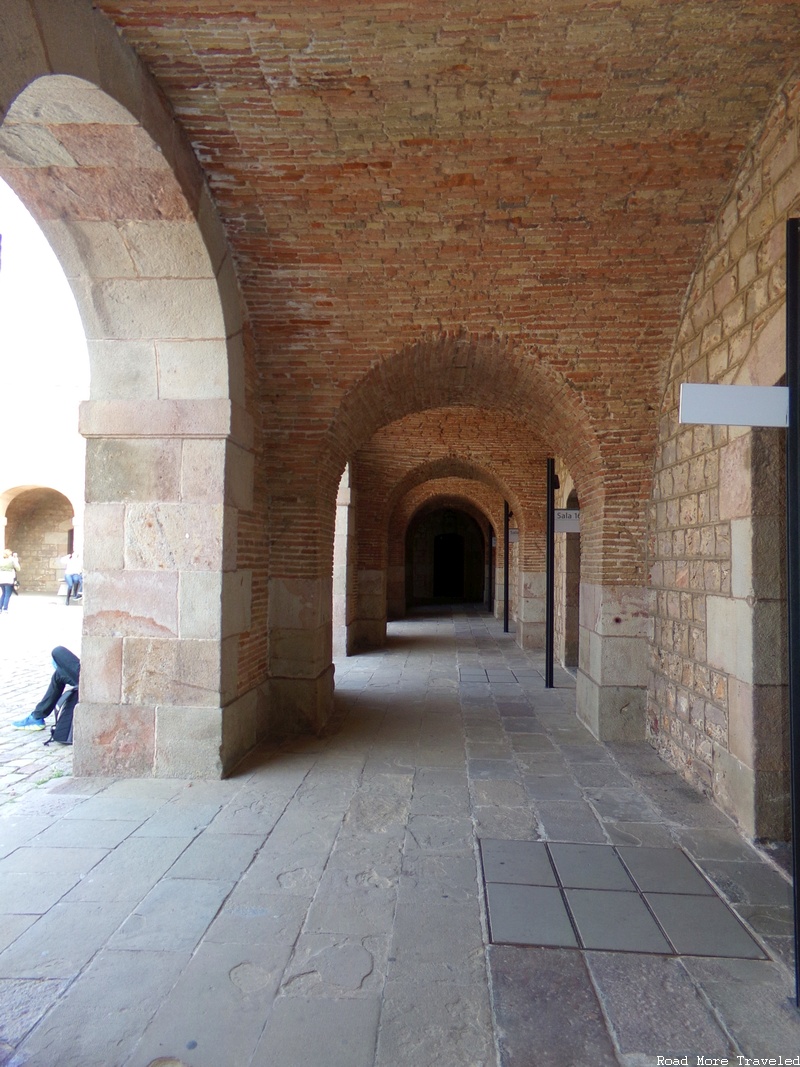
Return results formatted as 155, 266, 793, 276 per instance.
0, 605, 798, 1066
375, 979, 495, 1067
585, 952, 736, 1062
5, 948, 191, 1067
489, 945, 620, 1067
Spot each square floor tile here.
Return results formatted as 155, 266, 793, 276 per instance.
497, 705, 539, 718
617, 847, 714, 895
549, 844, 636, 890
503, 718, 546, 733
481, 839, 557, 886
468, 759, 519, 781
486, 883, 577, 947
565, 889, 672, 953
524, 776, 583, 802
645, 893, 766, 959
512, 734, 558, 753
487, 670, 516, 682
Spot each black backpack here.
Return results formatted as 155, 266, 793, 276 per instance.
44, 688, 78, 746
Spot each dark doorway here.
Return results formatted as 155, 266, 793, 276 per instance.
406, 507, 485, 607
434, 533, 464, 597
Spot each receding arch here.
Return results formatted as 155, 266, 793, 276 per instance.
320, 333, 602, 495
406, 504, 487, 604
314, 334, 617, 601
399, 489, 496, 612
385, 473, 509, 632
387, 457, 522, 528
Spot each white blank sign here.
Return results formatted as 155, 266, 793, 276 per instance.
679, 383, 788, 427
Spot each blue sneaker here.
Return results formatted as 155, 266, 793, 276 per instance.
12, 714, 45, 730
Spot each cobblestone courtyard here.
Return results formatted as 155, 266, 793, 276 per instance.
0, 595, 81, 805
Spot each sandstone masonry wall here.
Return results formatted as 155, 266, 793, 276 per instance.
648, 76, 800, 837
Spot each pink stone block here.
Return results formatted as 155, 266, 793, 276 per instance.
80, 636, 123, 704
84, 570, 179, 636
73, 703, 155, 778
123, 637, 221, 706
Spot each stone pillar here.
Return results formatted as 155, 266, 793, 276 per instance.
333, 468, 354, 657
75, 398, 255, 778
516, 570, 546, 649
268, 572, 335, 735
708, 429, 788, 839
577, 582, 650, 741
348, 569, 387, 652
386, 519, 405, 620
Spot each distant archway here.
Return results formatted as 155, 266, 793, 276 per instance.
3, 487, 75, 592
406, 507, 485, 606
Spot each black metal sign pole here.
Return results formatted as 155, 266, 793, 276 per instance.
503, 501, 510, 633
785, 218, 800, 1008
546, 458, 555, 688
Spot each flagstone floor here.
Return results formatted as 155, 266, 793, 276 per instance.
1, 602, 798, 1066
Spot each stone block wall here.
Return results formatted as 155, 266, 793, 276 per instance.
648, 77, 800, 838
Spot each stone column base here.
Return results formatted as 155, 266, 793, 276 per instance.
576, 672, 646, 741
347, 618, 386, 654
73, 693, 269, 779
516, 620, 544, 650
712, 743, 791, 841
268, 664, 335, 736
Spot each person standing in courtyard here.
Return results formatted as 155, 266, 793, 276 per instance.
0, 549, 20, 613
62, 550, 82, 605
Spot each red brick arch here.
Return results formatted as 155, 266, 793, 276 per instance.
323, 333, 600, 486
393, 483, 502, 559
387, 459, 515, 523
316, 333, 626, 584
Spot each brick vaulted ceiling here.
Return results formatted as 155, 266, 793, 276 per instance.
93, 2, 800, 436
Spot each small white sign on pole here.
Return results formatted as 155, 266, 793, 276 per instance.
679, 383, 788, 427
554, 508, 580, 533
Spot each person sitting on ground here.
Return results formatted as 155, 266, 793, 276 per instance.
12, 646, 80, 731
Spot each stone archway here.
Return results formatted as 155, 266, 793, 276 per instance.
3, 487, 74, 592
1, 64, 254, 778
393, 486, 500, 623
